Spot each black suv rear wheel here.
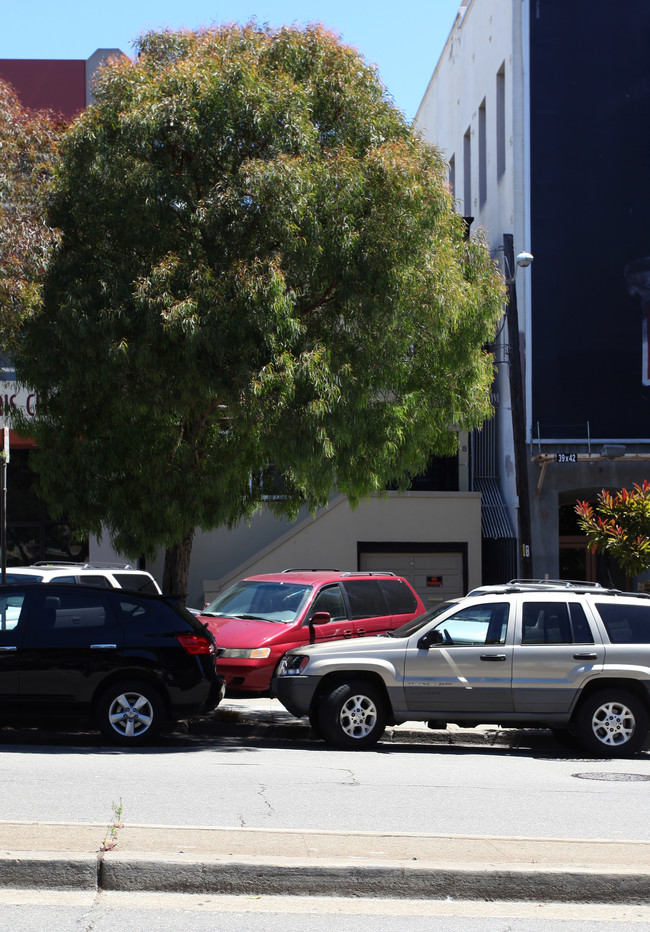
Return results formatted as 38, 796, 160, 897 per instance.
318, 679, 386, 749
96, 679, 166, 746
575, 690, 649, 756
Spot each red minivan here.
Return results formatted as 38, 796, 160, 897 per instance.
199, 569, 425, 693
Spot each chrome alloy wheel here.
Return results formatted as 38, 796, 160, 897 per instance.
339, 693, 378, 740
590, 699, 636, 747
108, 690, 155, 738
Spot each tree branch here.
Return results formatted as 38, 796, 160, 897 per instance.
299, 280, 337, 316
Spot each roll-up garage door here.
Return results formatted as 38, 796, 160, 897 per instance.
359, 550, 465, 605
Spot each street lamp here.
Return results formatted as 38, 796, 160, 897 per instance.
501, 234, 534, 578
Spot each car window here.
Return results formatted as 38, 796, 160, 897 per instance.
110, 594, 180, 633
567, 602, 594, 643
521, 601, 593, 644
308, 584, 348, 623
31, 589, 111, 630
391, 601, 457, 638
433, 603, 509, 646
4, 572, 43, 583
112, 572, 159, 594
379, 579, 418, 615
78, 575, 112, 587
0, 590, 26, 631
595, 602, 650, 643
50, 575, 76, 584
342, 580, 390, 619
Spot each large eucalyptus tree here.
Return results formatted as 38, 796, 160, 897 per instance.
17, 24, 504, 595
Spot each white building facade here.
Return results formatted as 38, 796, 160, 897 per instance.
415, 0, 650, 587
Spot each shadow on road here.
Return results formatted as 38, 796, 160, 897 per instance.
0, 718, 647, 762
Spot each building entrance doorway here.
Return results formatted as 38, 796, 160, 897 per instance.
558, 500, 626, 589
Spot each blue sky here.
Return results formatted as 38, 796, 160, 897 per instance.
0, 0, 461, 122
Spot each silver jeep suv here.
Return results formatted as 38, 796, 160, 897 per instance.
272, 579, 650, 756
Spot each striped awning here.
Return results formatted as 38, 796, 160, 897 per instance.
474, 477, 516, 540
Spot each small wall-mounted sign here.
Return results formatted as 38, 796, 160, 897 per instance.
555, 452, 577, 463
426, 576, 443, 587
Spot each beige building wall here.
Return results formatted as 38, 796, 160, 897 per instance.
201, 491, 482, 605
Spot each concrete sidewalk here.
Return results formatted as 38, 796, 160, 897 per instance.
1, 820, 649, 902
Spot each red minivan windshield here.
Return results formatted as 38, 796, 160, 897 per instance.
201, 580, 312, 624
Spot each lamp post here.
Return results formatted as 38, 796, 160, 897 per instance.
503, 233, 533, 578
0, 425, 8, 585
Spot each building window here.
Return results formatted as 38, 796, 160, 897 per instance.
6, 450, 88, 565
496, 63, 506, 179
449, 154, 456, 200
478, 98, 487, 207
463, 127, 471, 213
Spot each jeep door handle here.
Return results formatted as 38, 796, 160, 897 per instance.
573, 652, 598, 660
480, 654, 507, 661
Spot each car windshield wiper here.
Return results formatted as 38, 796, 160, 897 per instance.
230, 613, 268, 620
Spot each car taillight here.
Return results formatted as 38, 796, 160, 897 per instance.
176, 633, 215, 655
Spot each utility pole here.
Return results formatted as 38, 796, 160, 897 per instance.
0, 425, 8, 584
503, 233, 533, 578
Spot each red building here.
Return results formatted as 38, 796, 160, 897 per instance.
0, 50, 126, 564
0, 49, 126, 120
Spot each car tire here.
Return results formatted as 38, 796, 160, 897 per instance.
96, 680, 166, 746
574, 690, 649, 756
318, 680, 386, 749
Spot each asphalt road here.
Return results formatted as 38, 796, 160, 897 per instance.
0, 700, 649, 840
2, 890, 650, 932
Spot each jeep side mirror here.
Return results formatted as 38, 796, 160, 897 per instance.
417, 629, 445, 650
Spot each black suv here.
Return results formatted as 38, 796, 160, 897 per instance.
0, 583, 224, 745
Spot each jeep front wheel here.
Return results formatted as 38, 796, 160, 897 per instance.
318, 680, 386, 749
575, 690, 649, 756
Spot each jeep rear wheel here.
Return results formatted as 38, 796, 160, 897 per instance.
575, 690, 649, 756
318, 680, 386, 749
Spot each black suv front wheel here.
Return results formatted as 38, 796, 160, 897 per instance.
318, 680, 387, 749
575, 690, 649, 756
96, 680, 166, 746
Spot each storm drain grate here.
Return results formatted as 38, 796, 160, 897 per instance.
573, 772, 650, 782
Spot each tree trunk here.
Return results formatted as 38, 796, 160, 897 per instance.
162, 527, 196, 601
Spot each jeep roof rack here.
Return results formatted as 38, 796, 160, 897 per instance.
508, 578, 603, 589
469, 579, 650, 599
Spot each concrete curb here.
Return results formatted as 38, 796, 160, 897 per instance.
2, 822, 650, 902
1, 852, 98, 890
98, 854, 650, 903
208, 698, 531, 748
1, 850, 649, 902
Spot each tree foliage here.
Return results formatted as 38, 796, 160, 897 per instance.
16, 24, 504, 593
0, 79, 64, 358
575, 481, 650, 577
